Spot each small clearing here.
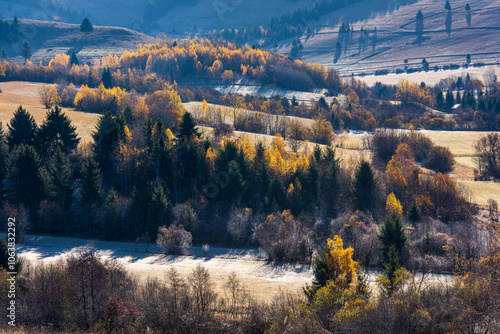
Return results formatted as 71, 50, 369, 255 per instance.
0, 81, 99, 143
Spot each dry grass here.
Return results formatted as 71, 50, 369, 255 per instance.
421, 130, 498, 157
457, 180, 500, 207
0, 82, 100, 144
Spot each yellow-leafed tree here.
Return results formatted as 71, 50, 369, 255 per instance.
306, 235, 360, 299
386, 193, 403, 216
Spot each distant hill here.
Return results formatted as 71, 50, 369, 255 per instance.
0, 19, 155, 65
271, 0, 500, 75
2, 0, 499, 77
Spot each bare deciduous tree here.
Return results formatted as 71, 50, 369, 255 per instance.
39, 84, 62, 109
189, 264, 216, 315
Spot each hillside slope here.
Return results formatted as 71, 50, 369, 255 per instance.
0, 19, 154, 64
273, 0, 500, 74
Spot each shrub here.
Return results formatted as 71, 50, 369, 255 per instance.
255, 210, 307, 262
214, 122, 235, 137
156, 224, 193, 255
423, 145, 455, 173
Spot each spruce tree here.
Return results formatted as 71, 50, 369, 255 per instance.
444, 0, 451, 11
101, 67, 112, 88
268, 178, 286, 210
312, 144, 323, 163
148, 183, 173, 237
70, 51, 79, 66
352, 160, 378, 212
80, 157, 103, 205
80, 17, 94, 33
436, 90, 445, 110
407, 202, 421, 224
379, 214, 407, 263
19, 41, 32, 62
0, 238, 22, 273
445, 90, 455, 111
0, 123, 8, 198
7, 106, 37, 150
12, 16, 22, 36
46, 146, 73, 208
422, 58, 429, 71
5, 144, 44, 207
320, 151, 340, 217
416, 10, 424, 43
1, 48, 7, 59
148, 131, 172, 183
36, 106, 80, 156
381, 245, 401, 295
304, 161, 319, 208
257, 159, 271, 201
177, 112, 201, 141
92, 110, 124, 169
103, 188, 119, 240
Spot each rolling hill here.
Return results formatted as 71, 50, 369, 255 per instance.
0, 19, 155, 65
273, 0, 500, 75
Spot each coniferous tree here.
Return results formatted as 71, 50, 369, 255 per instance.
312, 144, 322, 163
7, 106, 37, 150
1, 47, 7, 59
92, 110, 124, 170
407, 202, 421, 224
46, 146, 73, 208
101, 67, 112, 89
445, 1, 452, 37
416, 10, 424, 43
36, 106, 80, 156
5, 144, 45, 208
268, 178, 286, 211
436, 90, 445, 110
70, 51, 79, 66
146, 183, 173, 237
257, 159, 271, 202
445, 90, 455, 111
320, 150, 340, 217
12, 16, 22, 36
422, 58, 429, 71
80, 157, 103, 205
0, 238, 22, 273
80, 17, 94, 33
379, 213, 407, 263
103, 188, 119, 240
381, 245, 402, 295
148, 126, 173, 184
304, 161, 319, 209
123, 107, 134, 125
19, 41, 32, 62
352, 160, 378, 212
177, 112, 201, 141
0, 123, 8, 199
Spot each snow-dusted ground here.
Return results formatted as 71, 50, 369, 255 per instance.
357, 65, 500, 86
7, 234, 312, 301
3, 234, 456, 301
276, 0, 500, 75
